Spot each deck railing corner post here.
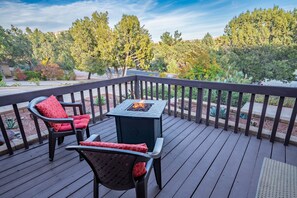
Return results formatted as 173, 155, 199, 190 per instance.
134, 75, 140, 99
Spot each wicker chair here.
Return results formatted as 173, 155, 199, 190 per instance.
28, 96, 90, 161
66, 134, 163, 198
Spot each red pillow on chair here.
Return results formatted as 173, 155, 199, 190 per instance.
35, 95, 68, 131
80, 141, 148, 177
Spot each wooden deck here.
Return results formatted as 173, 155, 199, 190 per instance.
1, 115, 297, 198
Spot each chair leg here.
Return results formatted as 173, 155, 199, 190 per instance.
93, 176, 99, 198
135, 179, 148, 198
57, 137, 64, 145
86, 126, 90, 138
153, 158, 162, 189
48, 132, 56, 161
76, 131, 84, 160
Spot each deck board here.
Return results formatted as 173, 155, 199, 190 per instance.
0, 116, 296, 198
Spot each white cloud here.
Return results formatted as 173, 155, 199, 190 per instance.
0, 0, 227, 41
1, 0, 294, 42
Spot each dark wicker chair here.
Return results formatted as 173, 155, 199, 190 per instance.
66, 134, 163, 198
28, 96, 90, 161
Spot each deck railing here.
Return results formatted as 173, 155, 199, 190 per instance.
1, 75, 297, 155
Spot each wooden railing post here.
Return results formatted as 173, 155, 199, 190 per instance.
134, 76, 140, 99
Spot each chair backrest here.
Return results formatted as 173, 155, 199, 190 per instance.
28, 96, 52, 128
66, 146, 151, 190
28, 96, 48, 118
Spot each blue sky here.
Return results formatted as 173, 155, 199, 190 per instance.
0, 0, 296, 41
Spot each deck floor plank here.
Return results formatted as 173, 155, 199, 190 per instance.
228, 136, 261, 198
192, 132, 241, 198
286, 144, 297, 166
210, 133, 251, 198
247, 139, 272, 198
0, 116, 296, 198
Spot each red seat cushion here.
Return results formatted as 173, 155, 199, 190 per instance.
35, 95, 68, 131
58, 114, 90, 132
80, 141, 148, 177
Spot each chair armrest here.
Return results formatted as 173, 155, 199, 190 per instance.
59, 102, 84, 114
84, 134, 101, 142
36, 114, 74, 124
148, 138, 163, 159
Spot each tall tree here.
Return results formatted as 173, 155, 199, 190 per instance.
114, 15, 153, 76
70, 13, 103, 79
0, 26, 33, 68
225, 6, 297, 47
160, 30, 182, 46
202, 32, 214, 47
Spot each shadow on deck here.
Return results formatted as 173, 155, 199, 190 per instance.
0, 115, 297, 198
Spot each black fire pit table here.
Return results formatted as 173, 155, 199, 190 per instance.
106, 99, 167, 151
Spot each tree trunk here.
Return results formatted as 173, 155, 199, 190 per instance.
122, 66, 128, 77
88, 72, 91, 79
106, 68, 113, 79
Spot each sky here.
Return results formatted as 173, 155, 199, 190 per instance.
0, 0, 296, 41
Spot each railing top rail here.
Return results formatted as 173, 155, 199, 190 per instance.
0, 76, 135, 107
136, 75, 297, 98
1, 75, 297, 107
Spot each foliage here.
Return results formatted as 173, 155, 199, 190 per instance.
24, 71, 41, 80
94, 95, 106, 106
202, 33, 215, 48
219, 45, 297, 83
240, 113, 248, 119
14, 68, 27, 81
255, 95, 295, 108
0, 73, 2, 81
149, 56, 167, 72
177, 41, 222, 81
114, 15, 153, 76
0, 80, 7, 87
5, 117, 17, 129
11, 82, 21, 87
0, 26, 33, 68
28, 77, 40, 86
26, 28, 74, 70
38, 63, 64, 80
70, 12, 108, 76
209, 106, 227, 119
63, 70, 76, 80
160, 30, 182, 46
225, 6, 297, 47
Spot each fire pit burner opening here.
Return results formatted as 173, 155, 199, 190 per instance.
127, 102, 153, 112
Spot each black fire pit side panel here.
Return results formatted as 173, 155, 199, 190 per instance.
116, 116, 161, 151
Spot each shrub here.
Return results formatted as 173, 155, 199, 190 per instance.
28, 77, 40, 86
209, 106, 227, 119
0, 73, 2, 81
5, 117, 17, 129
94, 95, 106, 106
0, 80, 7, 87
63, 70, 76, 80
40, 63, 64, 80
14, 68, 27, 81
24, 71, 41, 80
255, 95, 295, 108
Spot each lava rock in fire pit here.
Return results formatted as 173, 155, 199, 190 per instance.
127, 102, 153, 112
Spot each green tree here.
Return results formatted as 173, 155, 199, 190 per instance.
225, 6, 297, 47
70, 15, 99, 78
114, 15, 153, 76
220, 45, 297, 83
160, 30, 182, 46
202, 32, 214, 48
0, 26, 33, 68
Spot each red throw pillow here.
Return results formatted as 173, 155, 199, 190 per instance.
80, 141, 148, 177
35, 95, 68, 131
